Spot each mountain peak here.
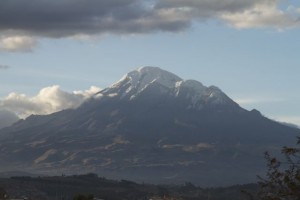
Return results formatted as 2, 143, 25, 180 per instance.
100, 66, 238, 109
101, 66, 182, 98
121, 66, 182, 89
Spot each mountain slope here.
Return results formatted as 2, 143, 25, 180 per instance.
0, 66, 299, 186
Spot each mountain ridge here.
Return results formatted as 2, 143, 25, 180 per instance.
98, 66, 240, 111
0, 66, 299, 186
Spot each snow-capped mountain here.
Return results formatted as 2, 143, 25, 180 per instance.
102, 66, 182, 97
0, 66, 299, 186
100, 66, 238, 109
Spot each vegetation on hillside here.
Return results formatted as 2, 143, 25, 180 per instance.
258, 137, 300, 199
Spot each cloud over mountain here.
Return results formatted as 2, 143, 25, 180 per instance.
0, 0, 299, 51
0, 85, 101, 119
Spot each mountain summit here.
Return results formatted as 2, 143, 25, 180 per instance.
101, 66, 238, 109
0, 66, 299, 186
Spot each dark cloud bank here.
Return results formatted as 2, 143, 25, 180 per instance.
0, 0, 299, 52
0, 0, 187, 37
0, 0, 287, 38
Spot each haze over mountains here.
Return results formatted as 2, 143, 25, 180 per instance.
0, 66, 299, 186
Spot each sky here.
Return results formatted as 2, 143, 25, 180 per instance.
0, 0, 300, 128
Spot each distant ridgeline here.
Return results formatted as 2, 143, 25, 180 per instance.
0, 174, 259, 200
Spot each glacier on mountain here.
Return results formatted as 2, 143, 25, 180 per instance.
99, 66, 237, 109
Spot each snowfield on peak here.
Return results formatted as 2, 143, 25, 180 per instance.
112, 66, 182, 92
99, 66, 237, 108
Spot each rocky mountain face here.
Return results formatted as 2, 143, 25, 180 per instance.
0, 66, 299, 186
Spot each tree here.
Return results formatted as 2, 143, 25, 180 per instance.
0, 187, 7, 199
258, 137, 300, 200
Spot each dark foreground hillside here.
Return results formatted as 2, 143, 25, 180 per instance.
0, 173, 258, 200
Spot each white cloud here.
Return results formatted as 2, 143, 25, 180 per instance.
221, 1, 300, 29
272, 115, 300, 127
234, 97, 285, 106
73, 86, 102, 97
0, 85, 101, 119
0, 36, 37, 52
